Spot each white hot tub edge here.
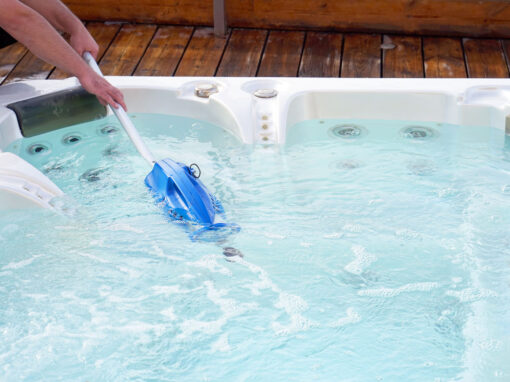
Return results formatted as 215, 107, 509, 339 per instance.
1, 76, 510, 210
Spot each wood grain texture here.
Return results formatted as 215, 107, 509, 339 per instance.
0, 43, 27, 84
341, 34, 380, 78
175, 28, 228, 76
216, 29, 267, 77
423, 37, 466, 78
134, 26, 193, 76
383, 35, 423, 78
503, 40, 510, 74
298, 32, 342, 77
2, 52, 54, 84
64, 0, 213, 25
49, 22, 121, 79
64, 0, 510, 38
257, 30, 305, 77
464, 38, 509, 78
99, 24, 156, 76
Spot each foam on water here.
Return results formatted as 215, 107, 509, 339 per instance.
1, 115, 510, 381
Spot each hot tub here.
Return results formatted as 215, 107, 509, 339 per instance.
0, 77, 509, 381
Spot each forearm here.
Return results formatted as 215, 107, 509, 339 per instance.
0, 1, 90, 78
20, 0, 85, 36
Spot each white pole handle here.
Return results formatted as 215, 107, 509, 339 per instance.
83, 52, 155, 165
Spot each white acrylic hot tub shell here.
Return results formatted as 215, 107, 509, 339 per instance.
1, 76, 510, 210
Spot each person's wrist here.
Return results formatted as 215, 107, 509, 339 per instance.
74, 62, 94, 81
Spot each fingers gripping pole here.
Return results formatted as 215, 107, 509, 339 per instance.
83, 52, 155, 165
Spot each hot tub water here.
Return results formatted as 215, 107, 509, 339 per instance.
1, 114, 509, 381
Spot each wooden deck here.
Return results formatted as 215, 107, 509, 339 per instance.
1, 22, 510, 85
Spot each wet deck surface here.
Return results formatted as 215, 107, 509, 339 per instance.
1, 22, 510, 84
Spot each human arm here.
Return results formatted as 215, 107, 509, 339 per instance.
0, 0, 126, 110
20, 0, 99, 58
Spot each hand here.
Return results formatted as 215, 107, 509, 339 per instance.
69, 26, 99, 59
78, 69, 127, 111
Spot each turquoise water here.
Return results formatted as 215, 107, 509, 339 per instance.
1, 114, 510, 381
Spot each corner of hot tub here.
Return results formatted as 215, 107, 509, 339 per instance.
105, 77, 253, 144
281, 79, 510, 143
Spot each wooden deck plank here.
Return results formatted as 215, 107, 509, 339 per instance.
423, 37, 466, 78
341, 34, 381, 78
134, 26, 193, 76
298, 32, 342, 77
99, 24, 157, 76
464, 38, 509, 78
383, 35, 423, 78
2, 51, 54, 85
503, 40, 510, 74
216, 29, 267, 77
257, 30, 305, 77
0, 43, 27, 84
175, 27, 228, 76
49, 22, 121, 79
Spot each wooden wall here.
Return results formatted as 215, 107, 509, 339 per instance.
63, 0, 510, 38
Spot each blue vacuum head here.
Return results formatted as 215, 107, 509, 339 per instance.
144, 158, 239, 240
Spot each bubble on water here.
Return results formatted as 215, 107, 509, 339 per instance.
272, 292, 313, 335
160, 307, 177, 321
264, 232, 285, 239
188, 255, 232, 276
358, 282, 439, 297
502, 185, 510, 195
446, 288, 498, 302
210, 333, 231, 352
343, 223, 362, 233
396, 228, 423, 241
2, 254, 42, 270
344, 245, 376, 275
178, 281, 257, 339
323, 232, 343, 239
43, 161, 66, 174
329, 307, 361, 327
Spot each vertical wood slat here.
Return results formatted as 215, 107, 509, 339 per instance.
341, 34, 381, 78
0, 43, 27, 84
383, 35, 423, 78
213, 0, 227, 37
423, 37, 466, 78
134, 26, 193, 76
216, 29, 267, 77
99, 24, 157, 76
175, 27, 228, 76
49, 22, 121, 79
463, 38, 509, 78
257, 30, 305, 77
298, 32, 342, 77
